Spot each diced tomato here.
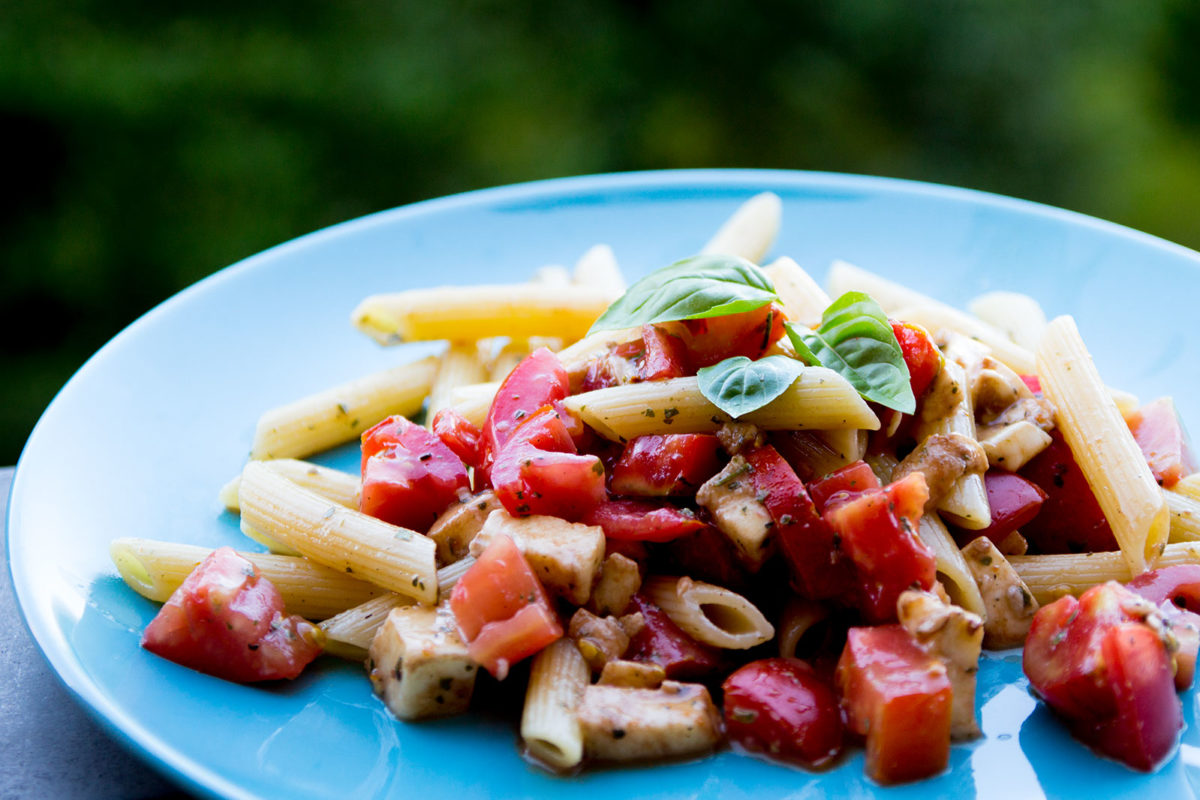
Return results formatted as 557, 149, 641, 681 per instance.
1019, 431, 1117, 553
490, 404, 606, 521
823, 472, 933, 622
582, 339, 643, 392
662, 302, 787, 368
360, 415, 470, 532
583, 498, 706, 542
723, 658, 844, 768
1023, 582, 1183, 771
664, 524, 749, 588
807, 460, 881, 513
610, 434, 724, 497
625, 594, 722, 680
953, 471, 1047, 547
639, 323, 692, 380
1126, 565, 1200, 689
1128, 397, 1197, 488
431, 408, 484, 470
890, 320, 941, 401
742, 446, 857, 601
141, 547, 323, 682
1021, 374, 1042, 394
836, 624, 952, 784
481, 348, 570, 479
449, 534, 562, 679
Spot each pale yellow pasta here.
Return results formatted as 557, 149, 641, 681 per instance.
351, 284, 613, 345
776, 597, 828, 659
427, 343, 489, 423
562, 370, 879, 443
521, 638, 589, 771
1009, 542, 1200, 605
249, 356, 438, 460
761, 256, 831, 328
1037, 316, 1168, 575
967, 290, 1048, 352
1174, 472, 1200, 503
531, 264, 572, 287
447, 380, 500, 428
222, 459, 361, 513
109, 538, 384, 620
642, 576, 774, 649
435, 555, 476, 596
238, 462, 438, 603
571, 244, 626, 298
1166, 488, 1200, 543
816, 429, 869, 464
701, 192, 782, 265
918, 514, 988, 619
319, 593, 413, 660
917, 361, 991, 530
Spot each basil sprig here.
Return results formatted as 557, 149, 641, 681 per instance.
588, 254, 778, 334
785, 291, 915, 414
696, 355, 806, 419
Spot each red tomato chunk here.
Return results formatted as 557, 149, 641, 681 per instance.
481, 347, 570, 479
431, 407, 484, 470
806, 461, 881, 512
890, 319, 941, 401
1124, 565, 1200, 689
662, 302, 787, 368
610, 434, 723, 497
583, 498, 706, 542
1018, 431, 1117, 553
952, 471, 1046, 547
360, 415, 470, 532
1023, 581, 1182, 770
450, 534, 562, 680
723, 658, 844, 768
1127, 397, 1197, 488
141, 547, 323, 682
625, 594, 721, 680
837, 624, 952, 785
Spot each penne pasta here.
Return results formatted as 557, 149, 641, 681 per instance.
521, 638, 589, 771
642, 576, 774, 649
238, 462, 438, 604
917, 361, 991, 530
1166, 488, 1200, 543
222, 459, 360, 514
701, 192, 782, 264
917, 514, 987, 620
250, 356, 438, 461
967, 291, 1048, 352
351, 284, 614, 345
563, 370, 879, 443
571, 244, 626, 298
1036, 316, 1169, 575
110, 537, 385, 620
427, 343, 489, 423
776, 597, 828, 659
447, 380, 500, 428
319, 593, 413, 660
1009, 542, 1200, 605
761, 256, 831, 328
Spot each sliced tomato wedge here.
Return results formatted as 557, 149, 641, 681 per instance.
1019, 430, 1117, 553
583, 498, 706, 542
890, 319, 941, 401
142, 547, 323, 682
1126, 565, 1200, 689
431, 407, 484, 471
661, 303, 787, 368
609, 433, 724, 497
449, 534, 562, 679
1127, 397, 1197, 488
952, 471, 1046, 546
639, 323, 692, 380
836, 624, 952, 784
481, 347, 570, 479
807, 460, 881, 512
625, 594, 721, 680
359, 415, 470, 532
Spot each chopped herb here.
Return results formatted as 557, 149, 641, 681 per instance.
643, 408, 656, 418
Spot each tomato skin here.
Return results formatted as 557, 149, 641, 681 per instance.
610, 434, 724, 497
482, 348, 570, 478
807, 461, 881, 513
490, 405, 606, 521
639, 324, 692, 381
583, 498, 706, 542
1127, 397, 1197, 488
953, 471, 1047, 546
836, 624, 952, 785
1019, 431, 1118, 553
431, 408, 484, 470
1126, 565, 1200, 689
664, 524, 749, 588
625, 594, 722, 680
450, 534, 562, 680
665, 303, 787, 368
890, 320, 941, 401
141, 547, 323, 682
581, 339, 643, 392
823, 473, 934, 623
723, 658, 844, 768
360, 416, 470, 532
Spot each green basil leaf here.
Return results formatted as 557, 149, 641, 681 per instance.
696, 355, 806, 419
589, 253, 778, 333
785, 291, 916, 414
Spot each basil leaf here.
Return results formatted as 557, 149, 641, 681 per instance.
589, 253, 778, 333
785, 291, 916, 414
696, 355, 806, 419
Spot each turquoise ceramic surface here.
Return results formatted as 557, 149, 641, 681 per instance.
9, 170, 1200, 800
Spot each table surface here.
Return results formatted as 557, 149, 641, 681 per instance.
2, 466, 196, 800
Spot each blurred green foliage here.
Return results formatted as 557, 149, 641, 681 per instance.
3, 1, 1200, 463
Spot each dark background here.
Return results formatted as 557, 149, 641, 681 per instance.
4, 1, 1200, 465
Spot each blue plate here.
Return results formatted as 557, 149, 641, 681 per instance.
9, 170, 1200, 800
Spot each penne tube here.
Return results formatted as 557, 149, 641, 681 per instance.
642, 576, 774, 649
701, 192, 782, 264
521, 638, 589, 771
1009, 542, 1200, 605
776, 597, 828, 659
571, 244, 626, 299
1173, 473, 1200, 503
762, 256, 831, 328
250, 356, 438, 461
109, 537, 385, 620
436, 555, 476, 597
447, 380, 500, 429
562, 370, 879, 443
917, 361, 991, 530
238, 462, 438, 603
351, 284, 614, 345
222, 459, 361, 513
1166, 488, 1200, 543
318, 593, 413, 660
918, 514, 987, 620
967, 291, 1048, 352
1037, 316, 1168, 575
531, 264, 572, 287
427, 343, 489, 423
